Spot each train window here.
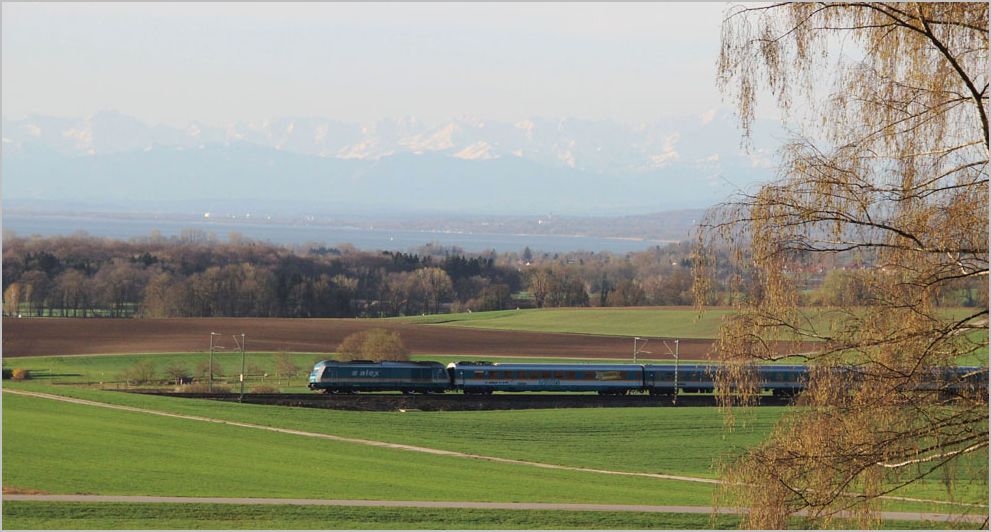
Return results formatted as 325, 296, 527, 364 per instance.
518, 371, 526, 379
542, 372, 551, 379
567, 371, 575, 380
474, 370, 485, 377
554, 371, 563, 379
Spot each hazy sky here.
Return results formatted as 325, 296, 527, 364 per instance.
3, 2, 738, 127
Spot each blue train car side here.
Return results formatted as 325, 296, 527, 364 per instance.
757, 365, 808, 396
306, 360, 982, 398
449, 362, 644, 394
308, 360, 449, 394
644, 364, 808, 396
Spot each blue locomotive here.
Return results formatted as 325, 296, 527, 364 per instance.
308, 360, 449, 394
308, 360, 987, 397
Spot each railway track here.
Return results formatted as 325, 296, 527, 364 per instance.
131, 391, 794, 411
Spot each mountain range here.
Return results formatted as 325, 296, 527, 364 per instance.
2, 110, 783, 217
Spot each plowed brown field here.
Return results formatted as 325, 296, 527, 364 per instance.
2, 318, 731, 359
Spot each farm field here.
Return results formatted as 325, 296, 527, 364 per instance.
4, 382, 987, 517
2, 392, 716, 505
2, 308, 816, 359
0, 502, 745, 530
1, 315, 720, 359
3, 382, 780, 478
2, 307, 985, 529
9, 352, 330, 387
7, 307, 978, 361
3, 502, 978, 530
401, 307, 734, 338
405, 308, 987, 360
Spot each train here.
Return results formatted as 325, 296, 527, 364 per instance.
307, 360, 809, 396
308, 359, 988, 397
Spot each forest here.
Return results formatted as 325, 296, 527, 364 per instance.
2, 230, 984, 318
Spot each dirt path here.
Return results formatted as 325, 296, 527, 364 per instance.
2, 494, 984, 523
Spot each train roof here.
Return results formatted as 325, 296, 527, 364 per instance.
449, 362, 645, 371
315, 360, 445, 367
642, 364, 807, 371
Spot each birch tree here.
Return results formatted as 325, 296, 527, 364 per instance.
695, 3, 989, 528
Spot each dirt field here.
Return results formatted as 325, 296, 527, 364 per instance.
1, 318, 733, 359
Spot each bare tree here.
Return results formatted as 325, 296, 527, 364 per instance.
274, 352, 301, 385
3, 283, 22, 317
54, 270, 91, 317
20, 270, 52, 317
360, 329, 410, 361
336, 329, 410, 362
336, 331, 368, 360
695, 3, 988, 528
163, 362, 192, 385
120, 360, 157, 386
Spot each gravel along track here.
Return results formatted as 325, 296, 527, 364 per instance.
137, 391, 794, 410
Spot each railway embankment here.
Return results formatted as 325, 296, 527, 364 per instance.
130, 391, 794, 411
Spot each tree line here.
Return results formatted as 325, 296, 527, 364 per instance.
3, 231, 983, 319
1, 232, 697, 318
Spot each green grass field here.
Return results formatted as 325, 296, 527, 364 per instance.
4, 382, 778, 478
2, 392, 715, 506
5, 382, 986, 513
0, 502, 746, 530
3, 323, 987, 530
400, 307, 987, 364
403, 306, 985, 338
4, 502, 980, 530
6, 352, 328, 387
399, 308, 735, 338
4, 380, 987, 529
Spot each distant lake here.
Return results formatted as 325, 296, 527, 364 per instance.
2, 213, 668, 254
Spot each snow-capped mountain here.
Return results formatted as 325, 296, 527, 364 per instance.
3, 110, 778, 170
2, 110, 782, 216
